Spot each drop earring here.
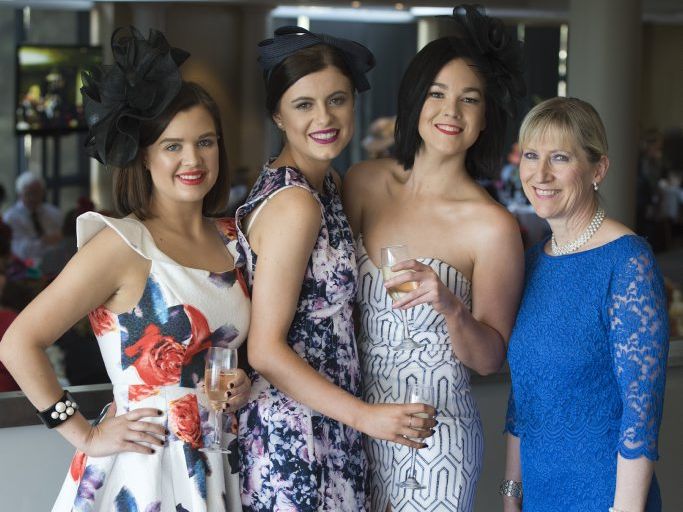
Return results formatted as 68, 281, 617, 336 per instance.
593, 182, 599, 192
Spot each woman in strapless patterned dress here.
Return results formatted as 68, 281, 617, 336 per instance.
343, 7, 526, 511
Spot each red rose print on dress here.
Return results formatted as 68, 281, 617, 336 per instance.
118, 275, 243, 388
170, 394, 202, 449
215, 217, 237, 240
128, 384, 160, 402
88, 306, 117, 337
70, 451, 87, 481
123, 324, 185, 386
183, 305, 211, 364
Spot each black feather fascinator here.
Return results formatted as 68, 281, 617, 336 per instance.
440, 5, 526, 116
80, 27, 190, 167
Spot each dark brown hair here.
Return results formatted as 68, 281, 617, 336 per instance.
265, 44, 354, 116
113, 82, 229, 219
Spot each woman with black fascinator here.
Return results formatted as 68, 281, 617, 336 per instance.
343, 5, 526, 511
0, 28, 251, 510
236, 26, 436, 511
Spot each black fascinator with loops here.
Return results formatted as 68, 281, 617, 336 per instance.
441, 5, 526, 117
81, 26, 190, 167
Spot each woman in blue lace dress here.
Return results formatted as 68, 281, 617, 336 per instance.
503, 97, 669, 512
236, 27, 436, 511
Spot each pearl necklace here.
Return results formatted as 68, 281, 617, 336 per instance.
551, 207, 606, 256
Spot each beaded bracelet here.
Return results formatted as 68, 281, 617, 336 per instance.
36, 390, 79, 429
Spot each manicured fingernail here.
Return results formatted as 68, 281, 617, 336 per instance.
157, 410, 163, 415
229, 382, 235, 389
165, 429, 169, 436
226, 391, 232, 397
421, 443, 428, 449
150, 448, 156, 454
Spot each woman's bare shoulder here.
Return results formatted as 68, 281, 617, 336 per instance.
346, 158, 401, 184
457, 196, 519, 239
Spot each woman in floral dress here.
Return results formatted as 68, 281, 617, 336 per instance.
236, 27, 436, 511
0, 28, 250, 511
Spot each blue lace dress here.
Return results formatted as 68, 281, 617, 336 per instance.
235, 164, 366, 511
506, 235, 669, 511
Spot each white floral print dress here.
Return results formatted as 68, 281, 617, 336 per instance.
52, 212, 250, 512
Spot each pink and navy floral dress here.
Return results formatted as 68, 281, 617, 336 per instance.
236, 164, 366, 511
52, 212, 250, 512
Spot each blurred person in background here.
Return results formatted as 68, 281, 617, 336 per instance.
41, 196, 96, 279
0, 228, 19, 392
3, 170, 63, 265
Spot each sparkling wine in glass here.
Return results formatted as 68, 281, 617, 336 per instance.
200, 347, 237, 454
398, 383, 435, 490
381, 245, 420, 350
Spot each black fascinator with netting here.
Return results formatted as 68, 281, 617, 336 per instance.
81, 27, 190, 167
441, 5, 526, 116
257, 26, 376, 92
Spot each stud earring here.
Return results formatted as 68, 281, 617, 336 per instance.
593, 182, 599, 191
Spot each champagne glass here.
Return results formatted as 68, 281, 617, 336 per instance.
398, 383, 435, 490
381, 245, 420, 350
200, 347, 238, 453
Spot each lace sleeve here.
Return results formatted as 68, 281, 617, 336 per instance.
504, 389, 519, 436
608, 247, 669, 460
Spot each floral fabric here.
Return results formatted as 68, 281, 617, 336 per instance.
52, 212, 250, 512
235, 164, 366, 511
505, 235, 668, 511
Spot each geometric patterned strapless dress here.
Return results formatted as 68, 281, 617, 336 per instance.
356, 235, 483, 512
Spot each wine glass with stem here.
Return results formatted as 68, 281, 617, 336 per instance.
398, 383, 435, 490
381, 244, 421, 350
200, 346, 238, 454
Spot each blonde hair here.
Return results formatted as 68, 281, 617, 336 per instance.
519, 97, 608, 163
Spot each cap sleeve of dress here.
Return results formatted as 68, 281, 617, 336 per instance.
76, 212, 154, 261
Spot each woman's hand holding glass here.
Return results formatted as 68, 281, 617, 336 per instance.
381, 245, 421, 350
399, 384, 436, 490
201, 347, 238, 453
357, 402, 437, 449
220, 368, 250, 413
384, 259, 463, 317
